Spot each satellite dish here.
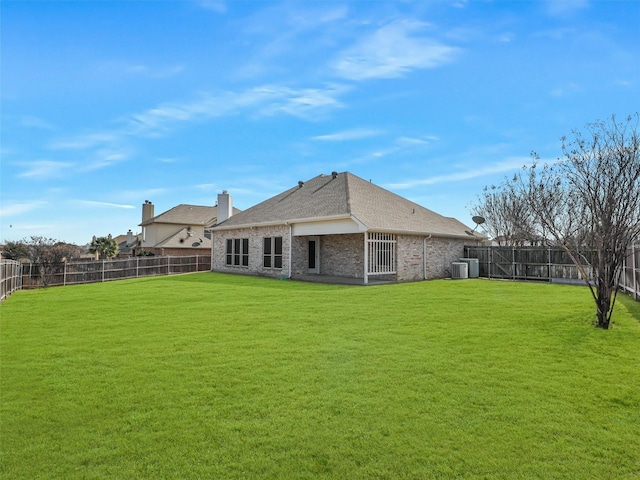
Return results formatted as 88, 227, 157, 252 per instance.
466, 215, 486, 236
192, 242, 201, 247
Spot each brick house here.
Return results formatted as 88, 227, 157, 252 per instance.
138, 194, 240, 256
211, 172, 483, 284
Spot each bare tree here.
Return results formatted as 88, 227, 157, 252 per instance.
471, 184, 535, 246
510, 114, 640, 329
20, 236, 82, 287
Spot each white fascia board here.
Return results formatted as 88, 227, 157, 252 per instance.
212, 214, 365, 233
364, 227, 481, 240
292, 216, 367, 236
211, 219, 288, 231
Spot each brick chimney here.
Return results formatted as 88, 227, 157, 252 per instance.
142, 200, 154, 223
217, 191, 233, 224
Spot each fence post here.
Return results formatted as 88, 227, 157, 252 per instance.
102, 259, 105, 282
633, 242, 638, 301
136, 256, 139, 278
64, 262, 67, 286
547, 246, 552, 283
167, 256, 170, 275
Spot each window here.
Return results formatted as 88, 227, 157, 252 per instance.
263, 236, 283, 269
226, 238, 249, 266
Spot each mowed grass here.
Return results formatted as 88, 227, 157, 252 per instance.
1, 274, 639, 479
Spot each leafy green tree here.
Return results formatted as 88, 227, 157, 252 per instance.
89, 235, 118, 260
1, 240, 30, 261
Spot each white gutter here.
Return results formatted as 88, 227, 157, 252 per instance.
210, 213, 354, 231
211, 213, 477, 240
286, 222, 292, 279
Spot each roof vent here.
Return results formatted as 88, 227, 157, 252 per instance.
298, 181, 304, 188
332, 171, 338, 179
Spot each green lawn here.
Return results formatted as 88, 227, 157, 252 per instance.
1, 273, 639, 479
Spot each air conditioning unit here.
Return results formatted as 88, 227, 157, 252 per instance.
451, 262, 469, 279
459, 258, 479, 278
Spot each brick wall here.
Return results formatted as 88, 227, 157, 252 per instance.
212, 225, 290, 278
290, 234, 364, 278
396, 234, 424, 282
425, 237, 467, 279
214, 227, 468, 282
395, 235, 468, 281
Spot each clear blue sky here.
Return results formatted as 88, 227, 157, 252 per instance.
2, 0, 638, 245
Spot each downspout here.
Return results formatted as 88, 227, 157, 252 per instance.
286, 222, 292, 279
210, 232, 214, 272
364, 232, 369, 285
423, 235, 432, 280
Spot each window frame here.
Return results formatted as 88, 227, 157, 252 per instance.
226, 237, 249, 267
263, 236, 283, 269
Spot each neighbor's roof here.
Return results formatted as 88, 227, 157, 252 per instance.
140, 204, 241, 227
154, 227, 212, 249
213, 172, 479, 239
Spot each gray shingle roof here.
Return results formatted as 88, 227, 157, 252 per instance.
140, 204, 240, 227
214, 172, 478, 239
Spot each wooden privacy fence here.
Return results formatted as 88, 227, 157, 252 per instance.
463, 244, 640, 301
20, 255, 212, 289
1, 259, 23, 302
620, 242, 640, 301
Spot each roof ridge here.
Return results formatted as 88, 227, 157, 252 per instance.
344, 171, 354, 214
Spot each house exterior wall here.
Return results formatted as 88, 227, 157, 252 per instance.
140, 247, 210, 256
424, 237, 468, 279
394, 234, 469, 281
291, 233, 364, 279
142, 223, 208, 248
212, 225, 290, 278
213, 227, 469, 283
396, 234, 424, 282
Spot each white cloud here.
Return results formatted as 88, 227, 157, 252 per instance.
20, 116, 55, 130
396, 136, 437, 147
18, 160, 75, 179
127, 84, 348, 136
49, 132, 119, 150
546, 0, 589, 17
332, 20, 459, 80
74, 200, 136, 209
312, 128, 383, 142
387, 157, 530, 189
197, 0, 227, 13
43, 83, 349, 176
0, 201, 45, 217
82, 150, 129, 172
550, 82, 582, 98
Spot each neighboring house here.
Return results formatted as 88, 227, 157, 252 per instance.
139, 193, 240, 256
211, 171, 483, 284
114, 230, 142, 257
